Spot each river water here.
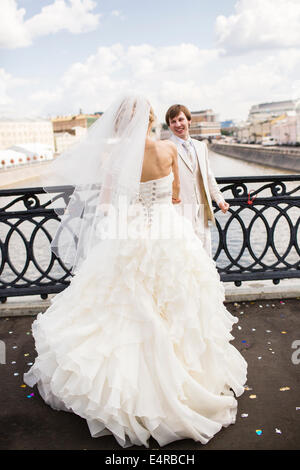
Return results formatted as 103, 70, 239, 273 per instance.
0, 150, 299, 284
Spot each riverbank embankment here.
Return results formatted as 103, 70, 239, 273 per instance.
209, 143, 300, 172
0, 161, 52, 188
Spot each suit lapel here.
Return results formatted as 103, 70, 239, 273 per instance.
191, 139, 206, 177
170, 134, 193, 173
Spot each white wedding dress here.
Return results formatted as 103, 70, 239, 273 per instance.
24, 171, 247, 448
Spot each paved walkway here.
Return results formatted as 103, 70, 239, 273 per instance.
0, 297, 299, 450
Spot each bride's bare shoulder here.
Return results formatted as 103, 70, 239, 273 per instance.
157, 139, 177, 155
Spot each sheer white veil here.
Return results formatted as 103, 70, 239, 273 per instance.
37, 93, 151, 274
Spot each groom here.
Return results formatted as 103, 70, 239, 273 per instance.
165, 104, 229, 257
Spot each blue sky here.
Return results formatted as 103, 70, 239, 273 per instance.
1, 0, 300, 122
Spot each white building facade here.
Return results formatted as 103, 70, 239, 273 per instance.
0, 119, 55, 150
54, 126, 87, 153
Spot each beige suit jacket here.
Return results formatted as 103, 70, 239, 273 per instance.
169, 134, 225, 226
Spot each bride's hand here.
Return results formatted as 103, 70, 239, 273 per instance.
172, 197, 181, 204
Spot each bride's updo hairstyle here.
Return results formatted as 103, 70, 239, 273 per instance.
149, 106, 155, 124
114, 96, 156, 136
114, 97, 138, 135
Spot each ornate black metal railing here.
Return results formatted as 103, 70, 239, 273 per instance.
0, 175, 299, 302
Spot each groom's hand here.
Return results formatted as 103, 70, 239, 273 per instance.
218, 200, 230, 213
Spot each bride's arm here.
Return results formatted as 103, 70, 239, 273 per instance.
171, 144, 181, 204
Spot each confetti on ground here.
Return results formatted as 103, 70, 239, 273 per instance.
26, 393, 34, 399
256, 430, 262, 436
20, 384, 26, 388
275, 428, 282, 434
13, 373, 19, 376
12, 346, 17, 349
238, 326, 242, 330
281, 331, 287, 334
258, 357, 262, 360
244, 385, 253, 390
249, 395, 257, 399
241, 414, 248, 418
11, 361, 16, 364
296, 407, 300, 411
252, 328, 256, 331
9, 331, 13, 334
266, 330, 272, 333
279, 387, 290, 391
24, 353, 29, 357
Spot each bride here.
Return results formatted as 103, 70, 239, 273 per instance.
24, 94, 247, 448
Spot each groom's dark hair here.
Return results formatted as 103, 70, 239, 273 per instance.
165, 104, 192, 126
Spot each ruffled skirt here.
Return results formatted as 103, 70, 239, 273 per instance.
24, 205, 247, 448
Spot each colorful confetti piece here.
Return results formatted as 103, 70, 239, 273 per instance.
279, 387, 290, 391
241, 414, 248, 418
256, 430, 262, 436
249, 395, 257, 399
275, 428, 282, 434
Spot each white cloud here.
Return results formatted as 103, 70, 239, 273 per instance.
3, 43, 300, 121
0, 67, 35, 117
215, 0, 300, 54
0, 0, 100, 49
111, 10, 125, 19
